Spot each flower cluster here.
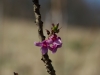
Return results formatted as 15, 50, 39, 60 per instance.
34, 23, 62, 55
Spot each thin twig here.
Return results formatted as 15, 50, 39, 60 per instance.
14, 72, 18, 75
32, 0, 56, 75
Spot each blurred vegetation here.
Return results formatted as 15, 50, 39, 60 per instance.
0, 0, 100, 75
0, 18, 100, 75
1, 0, 100, 27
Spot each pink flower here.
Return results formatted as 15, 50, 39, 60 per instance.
47, 34, 57, 44
48, 34, 62, 46
34, 40, 49, 55
47, 34, 62, 53
34, 34, 62, 54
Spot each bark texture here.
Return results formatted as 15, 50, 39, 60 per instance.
32, 0, 56, 75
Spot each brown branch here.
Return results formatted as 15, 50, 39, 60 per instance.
32, 0, 56, 75
14, 72, 18, 75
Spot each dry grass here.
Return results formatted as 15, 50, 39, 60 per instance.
0, 18, 100, 75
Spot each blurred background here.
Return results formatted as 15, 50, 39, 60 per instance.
0, 0, 100, 75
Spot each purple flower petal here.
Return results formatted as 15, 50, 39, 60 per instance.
47, 34, 58, 43
53, 37, 62, 45
57, 43, 62, 48
52, 48, 57, 53
34, 42, 42, 47
46, 39, 53, 44
34, 34, 62, 54
41, 46, 48, 55
48, 44, 58, 53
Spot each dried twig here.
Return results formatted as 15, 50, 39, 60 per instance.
32, 0, 56, 75
14, 72, 18, 75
